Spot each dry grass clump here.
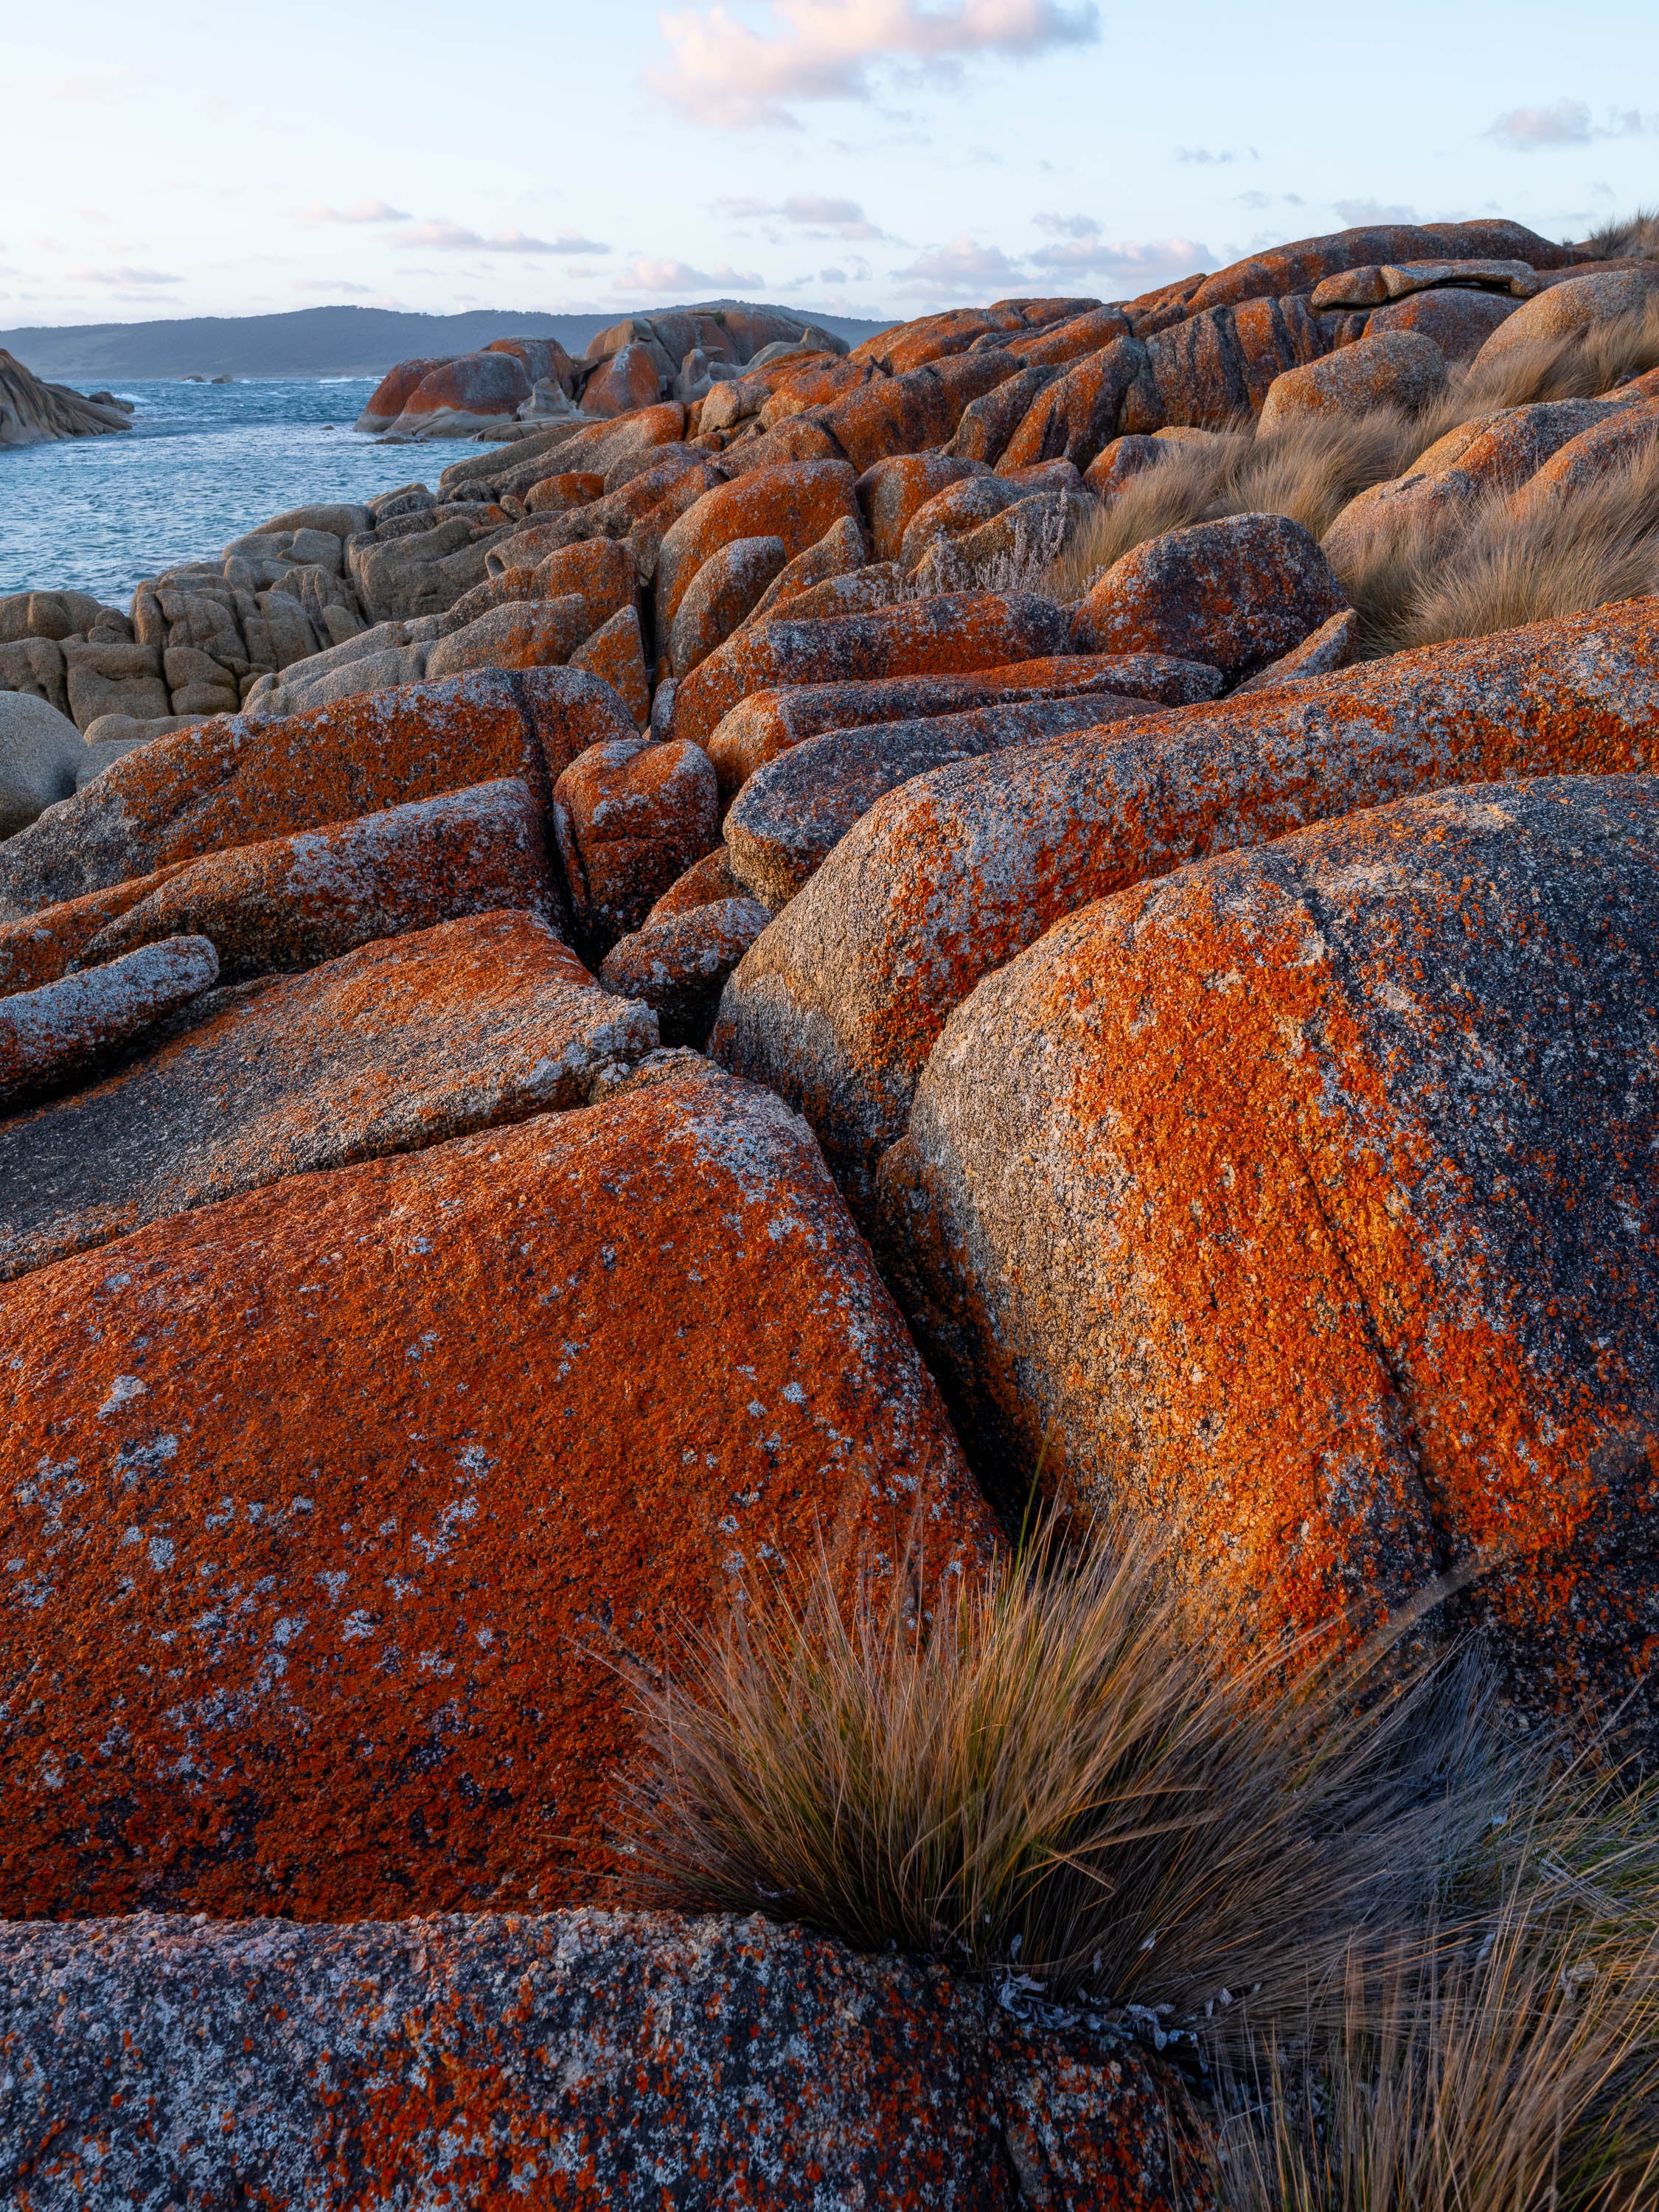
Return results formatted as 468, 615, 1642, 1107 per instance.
1048, 411, 1429, 598
1046, 299, 1659, 611
1580, 207, 1659, 263
617, 1517, 1492, 2036
1210, 1753, 1659, 2212
1337, 436, 1659, 659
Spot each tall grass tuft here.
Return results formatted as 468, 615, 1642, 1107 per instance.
1580, 208, 1659, 264
1208, 1749, 1659, 2212
1336, 436, 1659, 658
616, 1517, 1494, 2039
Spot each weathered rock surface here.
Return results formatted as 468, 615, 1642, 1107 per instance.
1257, 329, 1448, 431
0, 692, 83, 838
654, 459, 860, 630
724, 692, 1158, 905
671, 592, 1073, 747
1368, 287, 1519, 358
0, 911, 657, 1281
600, 895, 772, 1046
669, 532, 788, 674
0, 1071, 995, 1919
79, 776, 559, 981
0, 1908, 1200, 2212
0, 349, 133, 447
1072, 513, 1348, 678
0, 668, 636, 920
0, 935, 219, 1109
878, 776, 1659, 1727
1474, 264, 1659, 363
553, 736, 720, 950
713, 601, 1659, 1207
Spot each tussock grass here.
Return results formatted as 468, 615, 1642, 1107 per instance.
1046, 302, 1659, 608
616, 1517, 1494, 2036
1048, 411, 1444, 599
1211, 1751, 1659, 2212
1580, 208, 1659, 264
1336, 436, 1659, 658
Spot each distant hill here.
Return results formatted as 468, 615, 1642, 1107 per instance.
0, 303, 896, 383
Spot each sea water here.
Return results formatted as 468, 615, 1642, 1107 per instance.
0, 379, 464, 605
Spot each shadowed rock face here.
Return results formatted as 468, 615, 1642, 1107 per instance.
0, 910, 658, 1281
0, 1909, 1203, 2212
712, 601, 1659, 1212
0, 1071, 995, 1921
877, 777, 1659, 1727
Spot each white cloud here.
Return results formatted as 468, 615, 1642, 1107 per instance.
1331, 198, 1417, 226
652, 0, 1100, 128
391, 222, 611, 255
888, 232, 1028, 296
294, 279, 376, 295
298, 198, 413, 225
1175, 146, 1259, 166
1027, 219, 1209, 288
1486, 100, 1649, 151
67, 265, 182, 288
612, 254, 766, 292
716, 192, 886, 238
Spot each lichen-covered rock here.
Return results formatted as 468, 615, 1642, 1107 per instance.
739, 513, 868, 629
724, 691, 1157, 906
810, 353, 1020, 473
553, 735, 720, 950
569, 602, 650, 728
384, 350, 532, 438
669, 532, 787, 675
945, 364, 1060, 467
0, 935, 218, 1109
712, 601, 1659, 1209
655, 459, 860, 630
1084, 433, 1169, 498
1071, 513, 1348, 679
706, 653, 1221, 801
0, 668, 636, 921
1258, 329, 1447, 431
1508, 397, 1659, 513
1474, 264, 1659, 364
996, 341, 1150, 473
527, 535, 637, 634
60, 639, 170, 731
1234, 608, 1360, 694
0, 1071, 996, 1919
858, 452, 989, 560
670, 592, 1072, 748
646, 844, 750, 918
580, 338, 664, 417
1368, 288, 1520, 358
878, 776, 1659, 1726
600, 895, 771, 1047
79, 776, 557, 981
0, 1908, 1201, 2211
1180, 219, 1571, 316
424, 596, 594, 680
354, 355, 455, 434
0, 910, 657, 1281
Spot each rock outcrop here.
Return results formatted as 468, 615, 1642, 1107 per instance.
0, 350, 132, 448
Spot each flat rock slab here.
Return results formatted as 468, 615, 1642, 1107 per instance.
0, 667, 635, 922
0, 1909, 1200, 2212
0, 936, 218, 1110
726, 691, 1158, 905
879, 776, 1659, 1727
714, 600, 1659, 1213
0, 1071, 994, 1919
0, 910, 658, 1281
82, 774, 559, 982
706, 650, 1220, 801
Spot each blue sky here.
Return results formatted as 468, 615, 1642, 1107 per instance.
4, 0, 1655, 327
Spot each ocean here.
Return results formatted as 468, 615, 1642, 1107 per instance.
0, 379, 464, 608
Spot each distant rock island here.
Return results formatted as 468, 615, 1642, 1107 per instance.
0, 302, 894, 384
0, 349, 133, 447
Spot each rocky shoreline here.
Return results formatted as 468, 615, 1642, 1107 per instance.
3, 213, 1659, 2203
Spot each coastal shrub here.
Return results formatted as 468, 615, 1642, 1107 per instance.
616, 1512, 1493, 2039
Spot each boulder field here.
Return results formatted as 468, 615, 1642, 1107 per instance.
3, 215, 1659, 2199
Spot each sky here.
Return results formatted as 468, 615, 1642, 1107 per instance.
3, 0, 1655, 328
